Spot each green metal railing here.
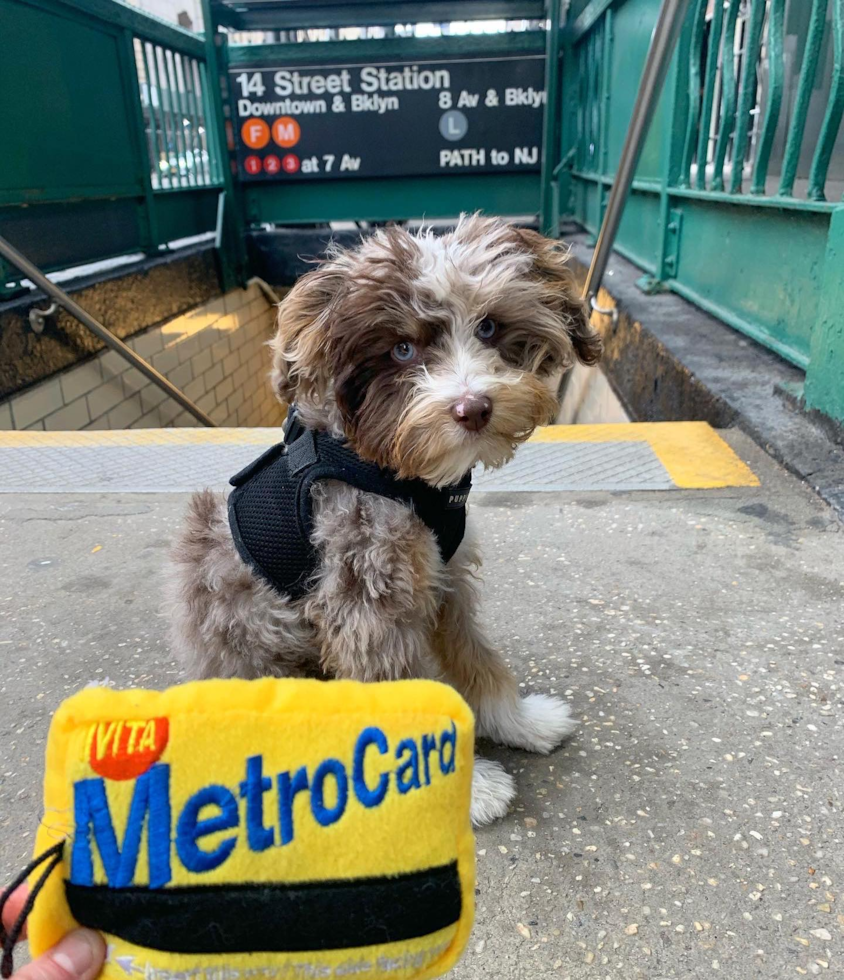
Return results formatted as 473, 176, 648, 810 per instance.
673, 0, 844, 201
0, 0, 225, 298
2, 0, 842, 426
133, 38, 221, 190
563, 0, 844, 424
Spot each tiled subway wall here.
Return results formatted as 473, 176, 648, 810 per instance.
0, 283, 286, 431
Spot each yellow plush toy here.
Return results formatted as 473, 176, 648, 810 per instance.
9, 678, 475, 980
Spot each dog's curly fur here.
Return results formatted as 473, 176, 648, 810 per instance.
167, 215, 601, 825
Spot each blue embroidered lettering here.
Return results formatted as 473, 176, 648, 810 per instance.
395, 739, 421, 794
353, 727, 389, 807
239, 755, 274, 851
421, 734, 437, 786
310, 758, 348, 827
439, 722, 457, 775
70, 721, 460, 886
277, 766, 309, 845
71, 763, 171, 888
176, 784, 239, 873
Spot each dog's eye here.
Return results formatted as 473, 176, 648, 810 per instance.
477, 318, 497, 341
392, 341, 417, 363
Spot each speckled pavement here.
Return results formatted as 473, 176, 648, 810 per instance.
1, 429, 842, 978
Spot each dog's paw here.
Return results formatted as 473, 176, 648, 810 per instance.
515, 694, 579, 755
471, 758, 516, 827
478, 693, 579, 755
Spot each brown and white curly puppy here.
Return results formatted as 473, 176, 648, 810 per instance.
168, 214, 601, 825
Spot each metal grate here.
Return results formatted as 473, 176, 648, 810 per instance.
133, 38, 220, 190
0, 439, 675, 495
0, 443, 256, 494
473, 442, 674, 492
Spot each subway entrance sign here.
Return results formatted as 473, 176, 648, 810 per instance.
231, 54, 545, 182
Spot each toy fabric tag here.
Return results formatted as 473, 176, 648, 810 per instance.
29, 678, 475, 980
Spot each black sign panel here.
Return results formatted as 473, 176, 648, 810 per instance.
229, 55, 546, 181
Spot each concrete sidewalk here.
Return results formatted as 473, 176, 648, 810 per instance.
1, 429, 842, 978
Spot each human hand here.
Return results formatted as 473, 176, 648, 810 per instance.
1, 885, 105, 980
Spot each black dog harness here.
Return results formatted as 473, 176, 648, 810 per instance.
228, 412, 471, 600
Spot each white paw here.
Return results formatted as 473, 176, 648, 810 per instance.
477, 693, 579, 754
518, 693, 578, 754
471, 758, 516, 827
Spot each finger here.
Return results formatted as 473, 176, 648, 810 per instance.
1, 885, 29, 941
12, 929, 105, 980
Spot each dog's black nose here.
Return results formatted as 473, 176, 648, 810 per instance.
451, 395, 493, 432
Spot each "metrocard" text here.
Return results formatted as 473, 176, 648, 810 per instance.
70, 723, 457, 888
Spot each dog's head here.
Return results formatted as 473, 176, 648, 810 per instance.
270, 214, 601, 486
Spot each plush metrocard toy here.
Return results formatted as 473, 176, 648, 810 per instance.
13, 678, 475, 980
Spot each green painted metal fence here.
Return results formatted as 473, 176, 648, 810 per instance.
0, 0, 225, 298
133, 37, 222, 190
562, 0, 844, 422
2, 0, 842, 426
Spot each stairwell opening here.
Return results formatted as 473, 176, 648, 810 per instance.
0, 282, 286, 432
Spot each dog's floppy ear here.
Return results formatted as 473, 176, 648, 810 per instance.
513, 228, 603, 367
269, 263, 344, 406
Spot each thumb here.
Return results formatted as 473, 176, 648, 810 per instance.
12, 930, 105, 980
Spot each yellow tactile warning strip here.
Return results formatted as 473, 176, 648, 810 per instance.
530, 423, 760, 489
0, 422, 758, 493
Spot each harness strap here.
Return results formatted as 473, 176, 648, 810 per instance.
228, 424, 471, 600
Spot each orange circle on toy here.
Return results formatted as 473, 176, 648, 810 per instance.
241, 118, 270, 149
272, 116, 301, 147
89, 717, 170, 781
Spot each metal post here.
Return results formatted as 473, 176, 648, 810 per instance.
0, 234, 217, 428
200, 0, 250, 291
807, 0, 844, 202
711, 0, 741, 192
728, 0, 766, 195
144, 41, 168, 188
582, 0, 691, 303
779, 0, 826, 197
751, 0, 785, 195
120, 29, 160, 255
695, 0, 725, 191
805, 207, 844, 423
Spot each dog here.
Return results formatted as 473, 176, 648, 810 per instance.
167, 214, 602, 826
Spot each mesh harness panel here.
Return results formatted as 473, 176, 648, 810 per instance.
228, 424, 471, 600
